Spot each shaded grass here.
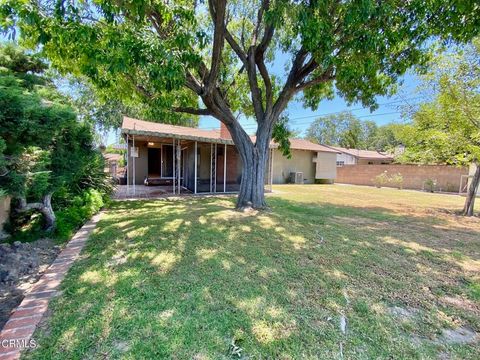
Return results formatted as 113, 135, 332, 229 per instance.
25, 185, 480, 359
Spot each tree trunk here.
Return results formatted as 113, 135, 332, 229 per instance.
16, 193, 56, 231
463, 163, 480, 216
225, 120, 272, 210
40, 193, 56, 231
236, 145, 269, 209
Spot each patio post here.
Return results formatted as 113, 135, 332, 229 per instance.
224, 144, 227, 193
126, 133, 129, 195
270, 148, 274, 192
177, 142, 181, 194
210, 143, 213, 193
214, 143, 217, 193
194, 141, 198, 194
132, 133, 136, 195
172, 138, 176, 195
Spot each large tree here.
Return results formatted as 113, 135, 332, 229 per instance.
2, 1, 479, 209
398, 38, 480, 216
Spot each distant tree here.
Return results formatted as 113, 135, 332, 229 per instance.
0, 44, 106, 230
306, 113, 405, 151
306, 112, 364, 148
3, 0, 479, 209
399, 38, 480, 216
361, 121, 378, 149
369, 123, 406, 152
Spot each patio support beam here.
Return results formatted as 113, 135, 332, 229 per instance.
172, 138, 176, 195
126, 133, 129, 194
177, 142, 181, 194
270, 148, 274, 192
194, 141, 198, 194
224, 144, 227, 193
133, 133, 136, 195
214, 143, 217, 193
210, 143, 213, 193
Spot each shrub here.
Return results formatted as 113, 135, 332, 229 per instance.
55, 188, 104, 241
372, 171, 389, 188
389, 173, 404, 189
444, 182, 457, 193
424, 178, 437, 193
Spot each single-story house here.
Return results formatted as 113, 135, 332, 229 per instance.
121, 117, 338, 194
103, 153, 122, 178
325, 146, 395, 166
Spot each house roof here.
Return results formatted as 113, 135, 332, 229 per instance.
286, 138, 339, 153
327, 146, 394, 160
121, 117, 338, 153
103, 153, 122, 162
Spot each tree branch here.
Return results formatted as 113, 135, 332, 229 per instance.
225, 28, 247, 65
246, 47, 265, 121
271, 48, 308, 119
295, 68, 335, 92
256, 0, 274, 54
205, 0, 227, 95
17, 197, 44, 212
172, 107, 212, 116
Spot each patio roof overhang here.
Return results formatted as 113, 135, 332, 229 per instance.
121, 128, 235, 145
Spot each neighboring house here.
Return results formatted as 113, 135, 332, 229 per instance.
103, 153, 122, 178
325, 146, 395, 166
121, 117, 338, 194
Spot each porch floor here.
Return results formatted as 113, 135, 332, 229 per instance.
114, 185, 191, 200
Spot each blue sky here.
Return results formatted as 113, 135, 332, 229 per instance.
197, 72, 421, 136
194, 47, 424, 139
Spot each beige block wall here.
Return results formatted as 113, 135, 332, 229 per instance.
337, 164, 468, 192
272, 149, 316, 184
357, 158, 394, 165
315, 152, 337, 180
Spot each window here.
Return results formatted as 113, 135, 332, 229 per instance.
336, 161, 345, 167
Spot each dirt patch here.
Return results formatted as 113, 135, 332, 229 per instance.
0, 239, 60, 329
388, 306, 419, 321
438, 326, 479, 345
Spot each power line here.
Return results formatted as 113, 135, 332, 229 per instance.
199, 95, 423, 131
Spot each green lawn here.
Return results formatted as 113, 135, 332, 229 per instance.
26, 185, 480, 359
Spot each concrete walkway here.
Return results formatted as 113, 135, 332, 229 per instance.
0, 213, 103, 360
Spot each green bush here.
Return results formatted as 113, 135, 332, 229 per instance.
372, 171, 389, 188
424, 178, 437, 193
389, 173, 404, 189
55, 188, 104, 241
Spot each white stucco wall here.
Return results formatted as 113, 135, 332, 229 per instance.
315, 152, 337, 180
272, 149, 316, 184
336, 152, 357, 165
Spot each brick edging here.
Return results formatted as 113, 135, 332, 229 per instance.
0, 212, 103, 360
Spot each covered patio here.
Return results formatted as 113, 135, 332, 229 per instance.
121, 117, 274, 198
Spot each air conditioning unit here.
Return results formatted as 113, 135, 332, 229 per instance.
289, 172, 304, 184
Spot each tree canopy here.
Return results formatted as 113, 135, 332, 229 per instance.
397, 38, 480, 215
2, 0, 479, 208
399, 39, 480, 166
306, 112, 404, 151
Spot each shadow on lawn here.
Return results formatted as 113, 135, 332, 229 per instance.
26, 196, 480, 359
